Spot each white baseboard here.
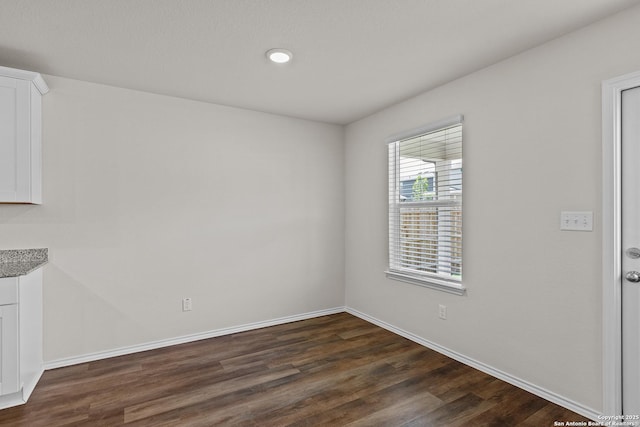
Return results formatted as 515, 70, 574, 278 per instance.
43, 304, 602, 422
345, 307, 601, 422
44, 306, 345, 370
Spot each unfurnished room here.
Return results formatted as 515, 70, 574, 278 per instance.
0, 0, 640, 425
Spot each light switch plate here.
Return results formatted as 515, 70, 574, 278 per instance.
560, 211, 593, 231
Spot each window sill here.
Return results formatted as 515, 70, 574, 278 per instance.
385, 270, 466, 296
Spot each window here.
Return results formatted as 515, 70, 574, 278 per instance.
386, 116, 464, 295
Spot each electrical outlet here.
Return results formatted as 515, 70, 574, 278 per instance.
182, 297, 192, 312
438, 304, 447, 320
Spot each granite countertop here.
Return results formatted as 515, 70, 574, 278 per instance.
0, 248, 48, 278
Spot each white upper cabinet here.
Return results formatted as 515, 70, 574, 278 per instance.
0, 66, 48, 204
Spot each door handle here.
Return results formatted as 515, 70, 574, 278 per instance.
626, 271, 640, 283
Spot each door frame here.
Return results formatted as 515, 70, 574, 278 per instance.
602, 70, 640, 416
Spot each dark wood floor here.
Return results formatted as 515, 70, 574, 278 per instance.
0, 312, 589, 426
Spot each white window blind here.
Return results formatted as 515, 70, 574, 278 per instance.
387, 117, 463, 295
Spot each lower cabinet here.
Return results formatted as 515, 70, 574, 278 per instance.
0, 268, 43, 409
0, 304, 19, 395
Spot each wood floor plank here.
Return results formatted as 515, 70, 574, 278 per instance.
123, 366, 301, 423
0, 312, 591, 426
402, 392, 487, 427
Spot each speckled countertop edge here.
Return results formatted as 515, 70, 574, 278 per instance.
0, 248, 48, 278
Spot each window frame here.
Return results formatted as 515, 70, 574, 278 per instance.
385, 115, 465, 296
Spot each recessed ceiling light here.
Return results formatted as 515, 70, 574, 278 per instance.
266, 48, 293, 64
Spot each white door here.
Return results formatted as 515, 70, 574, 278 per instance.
622, 86, 640, 419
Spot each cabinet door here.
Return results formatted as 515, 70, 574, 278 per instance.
0, 76, 31, 202
0, 305, 19, 395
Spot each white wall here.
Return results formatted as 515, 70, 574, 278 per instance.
345, 5, 640, 413
0, 76, 345, 361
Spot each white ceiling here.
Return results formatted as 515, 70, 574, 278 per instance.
1, 0, 638, 124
